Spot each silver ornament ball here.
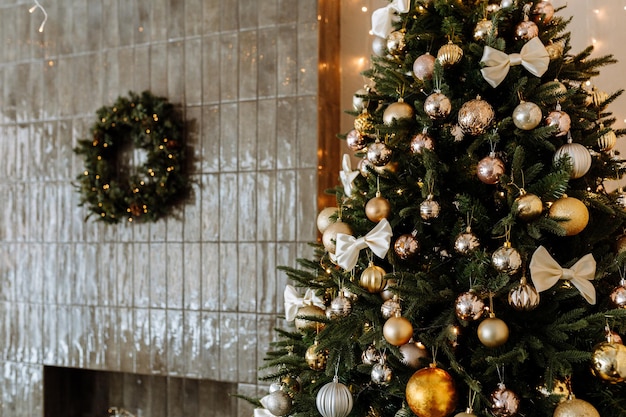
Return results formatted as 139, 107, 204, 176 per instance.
263, 390, 293, 417
316, 378, 354, 417
362, 344, 381, 365
372, 36, 387, 57
381, 297, 402, 319
420, 195, 440, 220
399, 341, 429, 369
508, 277, 540, 311
371, 362, 393, 386
477, 154, 505, 185
327, 294, 352, 319
454, 230, 480, 255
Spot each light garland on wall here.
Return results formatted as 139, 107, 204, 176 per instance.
29, 0, 47, 33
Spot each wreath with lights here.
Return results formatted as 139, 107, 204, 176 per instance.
74, 91, 189, 223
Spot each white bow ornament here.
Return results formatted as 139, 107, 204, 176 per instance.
340, 154, 360, 197
283, 285, 326, 322
371, 0, 410, 38
480, 37, 550, 88
335, 218, 392, 271
254, 406, 278, 417
529, 246, 596, 305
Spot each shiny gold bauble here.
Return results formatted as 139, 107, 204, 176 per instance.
437, 41, 463, 66
598, 129, 617, 152
387, 30, 406, 57
394, 233, 420, 260
591, 341, 626, 383
515, 19, 539, 40
477, 315, 509, 348
354, 110, 374, 135
327, 294, 352, 319
365, 195, 391, 222
554, 142, 591, 179
317, 207, 338, 234
532, 0, 555, 24
458, 97, 495, 136
546, 41, 564, 60
322, 221, 352, 254
553, 397, 600, 417
360, 264, 387, 293
491, 243, 522, 275
424, 92, 452, 120
474, 19, 496, 41
455, 291, 485, 321
381, 296, 402, 319
367, 141, 393, 166
383, 100, 414, 125
405, 365, 458, 417
548, 196, 589, 236
383, 316, 414, 346
515, 192, 543, 221
477, 154, 505, 185
305, 341, 328, 371
454, 230, 480, 255
294, 305, 326, 332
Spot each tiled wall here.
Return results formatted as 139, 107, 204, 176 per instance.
0, 0, 321, 415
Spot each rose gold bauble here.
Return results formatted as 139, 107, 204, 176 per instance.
490, 383, 520, 417
394, 233, 421, 260
458, 97, 495, 135
413, 53, 436, 81
548, 196, 589, 236
410, 131, 435, 154
553, 397, 600, 417
322, 221, 352, 254
477, 154, 505, 184
515, 19, 539, 40
424, 92, 452, 120
346, 129, 367, 151
405, 365, 458, 417
610, 283, 626, 308
383, 316, 413, 346
454, 230, 480, 255
365, 195, 391, 222
317, 207, 338, 234
367, 141, 393, 166
545, 110, 571, 136
360, 264, 387, 293
477, 314, 509, 348
532, 1, 555, 24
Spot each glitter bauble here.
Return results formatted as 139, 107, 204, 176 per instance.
410, 131, 435, 154
508, 276, 540, 311
354, 111, 374, 135
515, 19, 539, 40
294, 304, 326, 332
420, 195, 440, 220
362, 344, 381, 365
360, 264, 387, 293
477, 154, 505, 185
545, 110, 571, 137
492, 243, 522, 275
598, 129, 617, 152
371, 361, 393, 386
514, 192, 543, 221
322, 221, 352, 254
610, 284, 626, 308
554, 142, 591, 179
477, 315, 509, 348
553, 397, 599, 417
455, 291, 485, 321
381, 296, 402, 319
316, 377, 354, 417
532, 1, 555, 24
327, 294, 352, 319
548, 196, 589, 236
346, 129, 367, 151
365, 195, 391, 222
458, 97, 495, 135
317, 207, 338, 234
387, 30, 406, 57
383, 100, 414, 125
405, 365, 458, 417
591, 341, 626, 383
263, 390, 292, 416
513, 101, 542, 130
437, 41, 463, 66
400, 341, 429, 369
367, 141, 393, 166
490, 383, 520, 417
424, 92, 452, 120
474, 19, 496, 41
383, 316, 413, 346
394, 233, 420, 260
413, 53, 436, 81
372, 36, 387, 57
305, 341, 328, 371
537, 378, 571, 401
454, 230, 480, 255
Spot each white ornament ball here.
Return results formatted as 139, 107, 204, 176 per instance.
554, 142, 592, 179
316, 377, 354, 417
372, 36, 387, 57
317, 207, 338, 234
261, 390, 292, 416
513, 101, 542, 130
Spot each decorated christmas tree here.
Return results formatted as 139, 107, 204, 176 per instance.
249, 1, 626, 417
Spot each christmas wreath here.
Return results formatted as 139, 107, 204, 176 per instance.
74, 91, 189, 223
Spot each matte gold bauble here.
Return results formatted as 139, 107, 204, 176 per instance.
548, 196, 589, 236
424, 92, 452, 120
317, 207, 338, 234
508, 276, 540, 311
305, 341, 328, 371
360, 263, 387, 293
458, 97, 495, 135
354, 110, 374, 135
477, 153, 505, 185
365, 194, 391, 222
515, 191, 543, 221
380, 278, 397, 301
405, 365, 458, 417
591, 341, 626, 383
454, 410, 477, 417
383, 316, 413, 346
413, 53, 436, 81
383, 100, 414, 125
477, 314, 509, 348
322, 221, 352, 254
394, 232, 420, 260
553, 397, 600, 417
554, 142, 591, 179
437, 41, 463, 66
294, 305, 326, 332
513, 101, 542, 130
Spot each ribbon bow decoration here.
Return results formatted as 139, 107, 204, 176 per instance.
340, 154, 360, 197
480, 37, 550, 88
284, 285, 326, 322
335, 218, 392, 271
254, 405, 278, 417
371, 0, 410, 38
529, 246, 596, 305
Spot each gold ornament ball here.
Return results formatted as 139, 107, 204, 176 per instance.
491, 244, 522, 275
455, 291, 485, 321
294, 305, 326, 332
360, 264, 387, 293
387, 30, 406, 56
383, 101, 414, 125
317, 207, 338, 234
458, 97, 495, 136
553, 398, 600, 417
548, 196, 589, 236
405, 365, 458, 417
454, 411, 477, 417
365, 196, 391, 222
381, 297, 402, 319
537, 378, 571, 401
474, 19, 496, 41
598, 129, 617, 152
477, 316, 509, 348
305, 342, 328, 371
394, 233, 421, 260
354, 111, 374, 135
424, 92, 452, 120
546, 41, 564, 60
420, 196, 441, 220
263, 390, 293, 417
383, 316, 414, 346
515, 192, 543, 221
322, 221, 352, 254
454, 231, 480, 255
591, 342, 626, 383
437, 41, 463, 66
